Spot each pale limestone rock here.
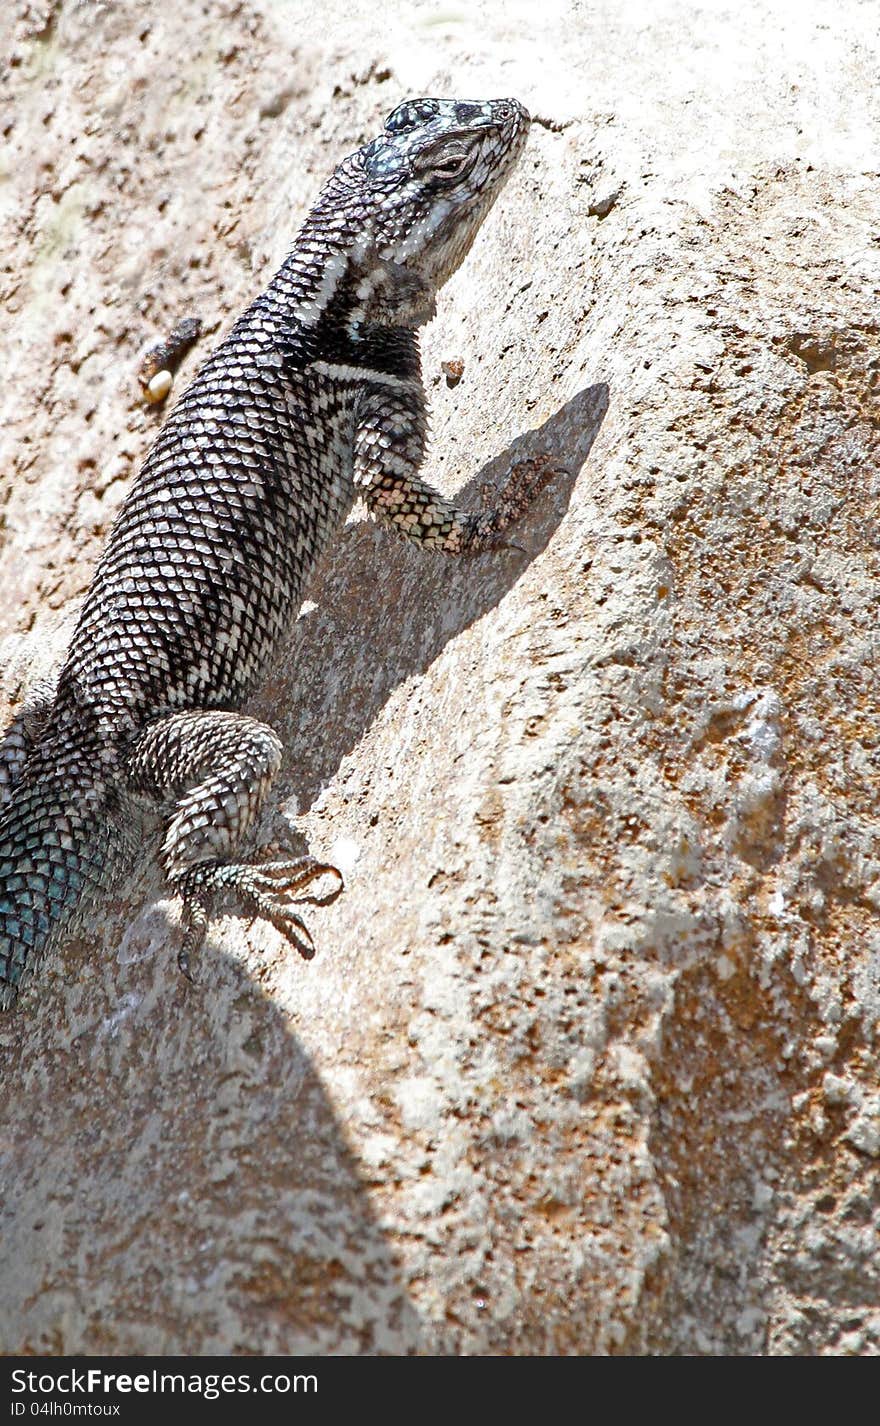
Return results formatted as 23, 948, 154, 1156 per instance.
1, 0, 879, 1356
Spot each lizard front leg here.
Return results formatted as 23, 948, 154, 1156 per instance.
354, 382, 559, 554
124, 710, 341, 982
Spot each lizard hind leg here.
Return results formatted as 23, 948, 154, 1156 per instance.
124, 710, 342, 983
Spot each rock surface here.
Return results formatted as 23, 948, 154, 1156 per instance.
1, 0, 879, 1355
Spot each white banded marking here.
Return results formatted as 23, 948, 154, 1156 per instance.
290, 251, 348, 326
309, 360, 421, 392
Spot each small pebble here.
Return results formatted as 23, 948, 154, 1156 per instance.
441, 357, 465, 387
145, 369, 173, 404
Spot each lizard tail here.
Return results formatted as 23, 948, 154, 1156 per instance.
0, 748, 122, 1009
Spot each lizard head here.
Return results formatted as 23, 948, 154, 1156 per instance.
338, 97, 530, 328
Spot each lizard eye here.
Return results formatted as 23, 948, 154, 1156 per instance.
414, 142, 472, 181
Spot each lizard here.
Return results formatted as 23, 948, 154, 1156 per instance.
0, 96, 558, 1009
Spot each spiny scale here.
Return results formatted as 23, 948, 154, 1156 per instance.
0, 96, 556, 1008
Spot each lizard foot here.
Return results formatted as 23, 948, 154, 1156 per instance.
175, 857, 343, 980
495, 454, 569, 515
237, 858, 344, 961
465, 454, 567, 553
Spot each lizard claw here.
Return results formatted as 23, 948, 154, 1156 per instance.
177, 946, 196, 984
177, 890, 209, 984
233, 856, 341, 959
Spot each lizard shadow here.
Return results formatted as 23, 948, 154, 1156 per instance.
258, 381, 609, 809
0, 933, 424, 1354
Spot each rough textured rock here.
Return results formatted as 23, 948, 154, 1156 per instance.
1, 0, 879, 1355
